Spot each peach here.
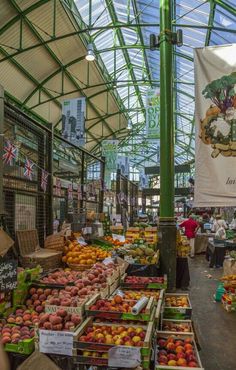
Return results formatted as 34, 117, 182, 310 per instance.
177, 358, 187, 366
29, 287, 36, 295
2, 337, 11, 344
168, 360, 177, 366
23, 314, 31, 321
43, 322, 52, 330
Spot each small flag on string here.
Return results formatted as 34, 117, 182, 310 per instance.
55, 178, 61, 196
68, 183, 73, 200
41, 170, 49, 192
77, 185, 82, 200
3, 140, 17, 166
24, 159, 34, 180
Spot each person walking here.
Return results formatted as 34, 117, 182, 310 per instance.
179, 214, 199, 258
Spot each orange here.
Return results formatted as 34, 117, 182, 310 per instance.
67, 257, 73, 263
62, 256, 67, 263
80, 259, 86, 265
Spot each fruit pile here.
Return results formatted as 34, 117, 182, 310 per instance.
0, 324, 35, 345
165, 296, 189, 308
120, 290, 160, 300
124, 276, 164, 284
162, 321, 191, 333
81, 350, 108, 358
7, 308, 40, 326
79, 324, 146, 347
62, 242, 111, 265
89, 296, 142, 313
38, 310, 81, 331
46, 285, 90, 307
157, 336, 199, 367
25, 286, 52, 312
40, 269, 82, 285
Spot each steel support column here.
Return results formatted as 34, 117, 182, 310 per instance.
159, 0, 176, 291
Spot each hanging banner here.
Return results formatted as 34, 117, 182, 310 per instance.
3, 141, 17, 166
55, 178, 61, 196
68, 183, 73, 200
24, 159, 34, 181
139, 172, 148, 190
117, 156, 129, 177
62, 97, 86, 147
41, 170, 49, 192
146, 88, 160, 139
102, 140, 118, 189
194, 44, 236, 206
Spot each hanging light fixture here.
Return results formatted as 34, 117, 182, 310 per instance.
85, 43, 95, 61
127, 119, 132, 130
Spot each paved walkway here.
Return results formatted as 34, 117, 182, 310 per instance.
189, 256, 236, 370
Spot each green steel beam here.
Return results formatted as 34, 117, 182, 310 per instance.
212, 0, 236, 16
160, 0, 174, 217
131, 0, 153, 84
205, 1, 216, 46
104, 0, 145, 112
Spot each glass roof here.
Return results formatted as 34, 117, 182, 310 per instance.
75, 0, 236, 167
1, 0, 235, 169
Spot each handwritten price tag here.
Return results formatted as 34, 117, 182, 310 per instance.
39, 330, 73, 356
108, 346, 141, 368
112, 234, 125, 242
0, 260, 17, 291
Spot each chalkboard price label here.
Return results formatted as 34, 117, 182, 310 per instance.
0, 260, 17, 291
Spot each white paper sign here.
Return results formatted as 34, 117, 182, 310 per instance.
108, 346, 141, 368
39, 330, 73, 356
76, 237, 87, 246
112, 234, 125, 242
103, 257, 114, 265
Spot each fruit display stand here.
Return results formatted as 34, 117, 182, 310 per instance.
163, 294, 192, 320
73, 317, 154, 369
85, 294, 155, 321
161, 319, 193, 334
121, 274, 167, 290
155, 332, 203, 369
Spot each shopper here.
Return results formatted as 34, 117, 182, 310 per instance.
53, 216, 59, 234
179, 215, 199, 258
212, 214, 228, 233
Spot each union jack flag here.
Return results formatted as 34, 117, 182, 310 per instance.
41, 170, 49, 192
24, 159, 34, 180
68, 183, 73, 200
55, 178, 61, 196
3, 141, 17, 166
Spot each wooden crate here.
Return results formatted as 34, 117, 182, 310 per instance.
121, 273, 167, 290
74, 317, 154, 357
161, 319, 193, 334
155, 331, 203, 370
85, 293, 155, 321
163, 293, 192, 320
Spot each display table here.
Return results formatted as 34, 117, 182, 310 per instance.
223, 258, 236, 276
206, 239, 226, 268
195, 233, 214, 254
176, 257, 190, 289
126, 263, 160, 277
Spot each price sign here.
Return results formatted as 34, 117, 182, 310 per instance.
39, 330, 73, 356
108, 346, 141, 368
76, 237, 87, 246
112, 234, 125, 242
0, 260, 17, 291
103, 257, 114, 265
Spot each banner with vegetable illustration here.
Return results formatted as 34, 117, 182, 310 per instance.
194, 45, 236, 206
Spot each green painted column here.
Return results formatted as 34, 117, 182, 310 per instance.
159, 0, 176, 291
160, 0, 174, 217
